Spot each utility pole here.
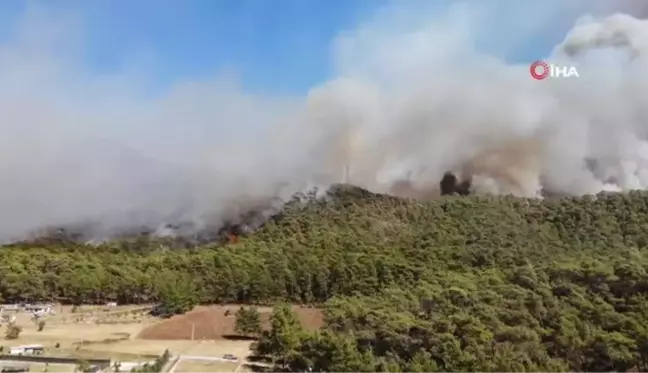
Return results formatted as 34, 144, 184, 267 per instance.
344, 163, 350, 184
191, 323, 195, 341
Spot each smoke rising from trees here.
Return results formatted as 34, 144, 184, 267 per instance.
1, 1, 648, 242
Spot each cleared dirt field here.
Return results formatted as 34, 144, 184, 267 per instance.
137, 305, 324, 340
1, 304, 322, 362
173, 360, 239, 372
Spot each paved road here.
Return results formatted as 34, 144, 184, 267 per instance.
167, 355, 272, 373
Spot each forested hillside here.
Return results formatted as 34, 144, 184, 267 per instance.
3, 185, 648, 371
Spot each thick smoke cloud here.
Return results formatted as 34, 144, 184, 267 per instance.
1, 1, 648, 242
314, 1, 648, 200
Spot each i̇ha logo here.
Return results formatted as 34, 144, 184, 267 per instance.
530, 60, 579, 80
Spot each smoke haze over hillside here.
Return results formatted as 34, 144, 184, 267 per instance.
2, 1, 648, 242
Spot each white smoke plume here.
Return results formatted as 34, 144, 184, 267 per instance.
1, 1, 648, 242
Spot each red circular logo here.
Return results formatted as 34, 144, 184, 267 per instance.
530, 60, 549, 80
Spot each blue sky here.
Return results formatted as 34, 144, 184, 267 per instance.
0, 0, 594, 96
0, 0, 394, 95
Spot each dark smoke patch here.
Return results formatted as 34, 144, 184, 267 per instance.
440, 172, 472, 196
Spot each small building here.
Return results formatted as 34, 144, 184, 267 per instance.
8, 345, 44, 355
23, 304, 52, 314
106, 302, 117, 307
0, 305, 20, 313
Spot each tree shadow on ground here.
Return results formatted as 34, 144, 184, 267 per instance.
221, 334, 258, 341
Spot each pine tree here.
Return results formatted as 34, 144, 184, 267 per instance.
235, 306, 262, 337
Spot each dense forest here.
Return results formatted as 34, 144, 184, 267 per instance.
3, 185, 648, 371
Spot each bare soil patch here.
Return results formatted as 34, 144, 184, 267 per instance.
137, 305, 323, 341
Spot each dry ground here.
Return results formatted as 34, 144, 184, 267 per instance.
137, 305, 324, 340
173, 360, 239, 372
1, 305, 158, 361
1, 304, 323, 362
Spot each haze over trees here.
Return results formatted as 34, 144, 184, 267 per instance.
2, 185, 648, 371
